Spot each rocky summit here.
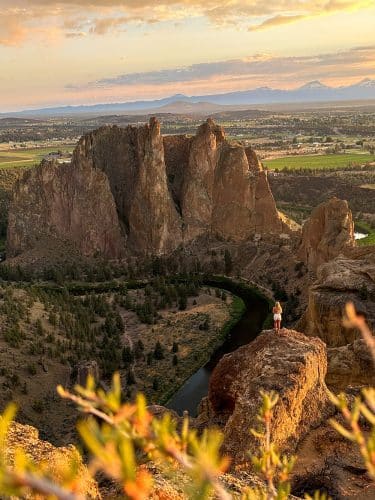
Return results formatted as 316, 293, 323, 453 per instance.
6, 118, 288, 261
198, 329, 330, 466
298, 197, 355, 272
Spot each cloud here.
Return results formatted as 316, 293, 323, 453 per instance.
0, 0, 373, 45
70, 45, 375, 91
249, 15, 306, 31
0, 10, 28, 46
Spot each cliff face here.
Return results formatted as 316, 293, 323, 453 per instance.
299, 247, 375, 346
179, 119, 225, 240
327, 338, 375, 388
298, 197, 355, 272
7, 118, 287, 261
6, 158, 124, 259
200, 329, 330, 465
73, 118, 182, 255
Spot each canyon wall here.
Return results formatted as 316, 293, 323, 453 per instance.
6, 158, 124, 259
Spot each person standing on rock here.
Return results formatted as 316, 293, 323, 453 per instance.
273, 301, 282, 333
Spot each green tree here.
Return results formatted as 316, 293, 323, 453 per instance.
153, 341, 164, 360
224, 249, 233, 275
122, 346, 134, 366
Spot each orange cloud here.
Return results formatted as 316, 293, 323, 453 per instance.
0, 0, 373, 45
249, 14, 307, 31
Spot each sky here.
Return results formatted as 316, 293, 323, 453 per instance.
0, 0, 374, 111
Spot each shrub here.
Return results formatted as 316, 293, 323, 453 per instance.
27, 364, 37, 376
153, 341, 164, 360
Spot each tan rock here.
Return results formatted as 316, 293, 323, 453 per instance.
327, 339, 375, 388
6, 118, 289, 262
299, 248, 375, 346
6, 159, 124, 259
76, 360, 100, 386
4, 420, 99, 499
180, 118, 225, 240
74, 118, 182, 255
298, 197, 355, 272
205, 329, 330, 465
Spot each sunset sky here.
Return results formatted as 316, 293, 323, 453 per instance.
0, 1, 374, 111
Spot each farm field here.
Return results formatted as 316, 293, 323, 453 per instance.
263, 153, 375, 171
355, 221, 375, 246
0, 146, 73, 169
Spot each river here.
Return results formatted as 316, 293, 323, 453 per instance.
167, 283, 269, 416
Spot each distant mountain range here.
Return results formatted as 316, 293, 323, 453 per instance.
2, 79, 375, 117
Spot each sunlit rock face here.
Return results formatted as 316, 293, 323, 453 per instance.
7, 118, 288, 261
5, 421, 99, 498
72, 117, 183, 255
298, 247, 375, 347
165, 118, 287, 242
298, 197, 355, 272
202, 329, 330, 466
6, 158, 124, 259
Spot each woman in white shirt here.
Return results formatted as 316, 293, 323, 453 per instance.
273, 301, 282, 333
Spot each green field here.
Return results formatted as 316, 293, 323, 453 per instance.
355, 221, 375, 246
0, 146, 73, 169
264, 153, 375, 171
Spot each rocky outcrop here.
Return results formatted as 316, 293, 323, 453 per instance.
73, 118, 182, 255
6, 159, 124, 259
292, 398, 375, 499
7, 119, 288, 261
201, 329, 330, 465
327, 339, 375, 388
180, 119, 225, 240
4, 420, 99, 498
299, 247, 375, 347
298, 197, 355, 272
76, 360, 100, 386
165, 119, 287, 242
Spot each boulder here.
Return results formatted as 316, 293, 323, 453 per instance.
298, 197, 355, 272
204, 329, 330, 465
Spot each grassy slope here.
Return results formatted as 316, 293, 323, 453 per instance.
264, 153, 375, 171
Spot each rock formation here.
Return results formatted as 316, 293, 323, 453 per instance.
7, 118, 288, 262
164, 119, 286, 242
299, 247, 375, 347
298, 197, 355, 272
76, 360, 100, 386
200, 329, 330, 465
327, 339, 375, 388
6, 159, 124, 260
4, 420, 99, 498
69, 118, 182, 255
